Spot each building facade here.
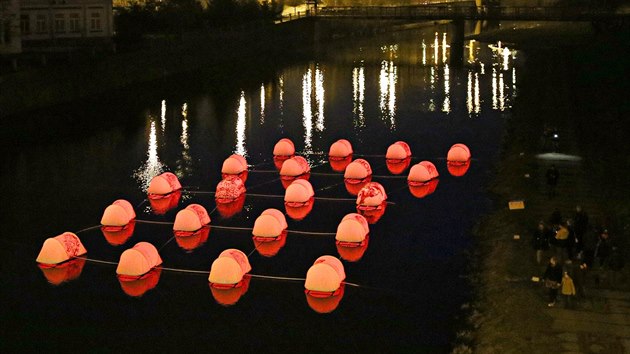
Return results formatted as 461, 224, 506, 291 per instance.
18, 0, 113, 50
1, 0, 22, 54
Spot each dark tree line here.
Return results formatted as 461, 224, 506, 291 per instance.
114, 0, 281, 43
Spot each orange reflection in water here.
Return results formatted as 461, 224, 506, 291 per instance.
285, 197, 314, 221
305, 283, 345, 314
148, 190, 181, 215
357, 201, 387, 224
409, 179, 440, 198
447, 160, 471, 177
253, 230, 288, 257
386, 157, 411, 175
175, 227, 210, 252
118, 267, 162, 297
38, 257, 86, 285
101, 221, 136, 246
209, 274, 251, 306
336, 235, 369, 262
216, 194, 246, 218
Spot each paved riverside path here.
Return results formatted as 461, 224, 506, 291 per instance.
512, 124, 630, 354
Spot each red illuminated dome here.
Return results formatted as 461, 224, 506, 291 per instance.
304, 256, 346, 296
116, 242, 162, 279
335, 213, 369, 246
344, 159, 372, 184
36, 232, 87, 265
329, 139, 353, 160
408, 161, 439, 186
173, 204, 211, 237
215, 175, 246, 203
147, 172, 182, 198
280, 156, 311, 179
221, 154, 248, 182
273, 138, 295, 158
447, 143, 471, 163
386, 141, 411, 161
252, 208, 288, 240
356, 182, 387, 209
101, 199, 136, 230
284, 179, 314, 207
208, 249, 251, 287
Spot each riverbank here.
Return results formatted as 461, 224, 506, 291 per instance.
464, 22, 630, 353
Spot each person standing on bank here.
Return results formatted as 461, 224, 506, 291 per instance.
544, 256, 563, 307
561, 271, 576, 309
573, 205, 589, 258
554, 222, 570, 262
546, 165, 559, 198
532, 221, 551, 264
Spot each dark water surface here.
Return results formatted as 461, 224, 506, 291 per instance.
1, 25, 518, 352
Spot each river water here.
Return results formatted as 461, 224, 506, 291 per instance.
1, 23, 519, 352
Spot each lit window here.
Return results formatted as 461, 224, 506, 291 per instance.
90, 12, 101, 32
69, 13, 80, 32
54, 13, 65, 33
36, 14, 47, 33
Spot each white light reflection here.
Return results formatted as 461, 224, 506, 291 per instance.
352, 63, 365, 128
512, 67, 517, 94
278, 75, 284, 128
178, 103, 192, 176
260, 84, 265, 124
468, 40, 476, 63
474, 72, 480, 113
422, 39, 427, 65
492, 67, 498, 110
442, 64, 450, 113
379, 58, 397, 129
467, 71, 473, 114
499, 72, 505, 111
302, 69, 313, 154
442, 33, 449, 64
134, 120, 164, 191
235, 91, 247, 157
467, 71, 481, 116
161, 100, 166, 132
502, 47, 510, 71
315, 66, 325, 132
433, 32, 439, 65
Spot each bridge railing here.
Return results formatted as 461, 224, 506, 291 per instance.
317, 5, 624, 21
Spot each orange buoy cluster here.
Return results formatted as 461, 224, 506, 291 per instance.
36, 138, 472, 309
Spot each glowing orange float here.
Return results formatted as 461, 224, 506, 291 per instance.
38, 257, 86, 285
447, 143, 471, 163
215, 175, 246, 204
284, 179, 315, 220
408, 161, 439, 186
116, 242, 162, 280
208, 249, 251, 288
147, 172, 182, 199
329, 139, 353, 160
173, 204, 211, 237
335, 213, 369, 247
118, 268, 162, 297
304, 256, 346, 297
273, 138, 295, 170
221, 154, 248, 182
356, 182, 387, 224
280, 156, 311, 188
36, 232, 87, 265
101, 199, 136, 230
385, 141, 412, 174
344, 159, 372, 184
252, 208, 288, 257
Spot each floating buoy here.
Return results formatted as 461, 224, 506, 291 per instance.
274, 138, 296, 169
116, 242, 162, 279
329, 139, 353, 160
118, 268, 162, 297
36, 232, 87, 265
284, 179, 314, 207
285, 179, 314, 220
304, 256, 346, 297
386, 141, 411, 161
280, 156, 311, 181
335, 213, 369, 247
221, 154, 248, 182
356, 182, 387, 210
215, 175, 246, 204
149, 190, 181, 215
407, 161, 439, 186
208, 249, 251, 288
101, 199, 136, 231
447, 160, 471, 177
147, 172, 182, 199
173, 204, 211, 237
209, 274, 251, 306
253, 208, 287, 241
447, 143, 471, 163
38, 257, 86, 285
344, 159, 372, 184
409, 179, 440, 198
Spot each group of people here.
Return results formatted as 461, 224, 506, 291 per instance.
534, 205, 625, 307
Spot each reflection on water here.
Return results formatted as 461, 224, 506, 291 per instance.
260, 84, 265, 124
379, 45, 398, 130
352, 62, 365, 128
442, 64, 451, 114
134, 120, 164, 190
315, 66, 325, 132
177, 103, 192, 177
236, 91, 247, 157
161, 99, 166, 132
302, 69, 313, 155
